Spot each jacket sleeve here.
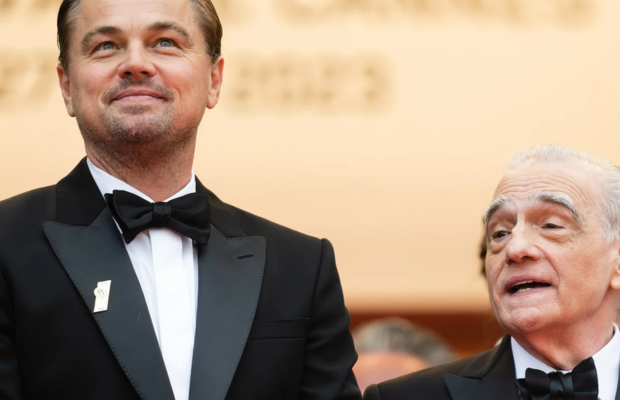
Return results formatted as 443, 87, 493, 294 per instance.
363, 385, 383, 400
299, 239, 362, 400
0, 267, 22, 399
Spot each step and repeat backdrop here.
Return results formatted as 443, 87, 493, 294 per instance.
1, 0, 618, 313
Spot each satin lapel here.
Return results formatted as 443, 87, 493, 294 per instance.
195, 178, 244, 238
444, 336, 519, 400
474, 345, 519, 400
43, 208, 175, 400
56, 158, 107, 225
188, 227, 266, 400
444, 375, 479, 400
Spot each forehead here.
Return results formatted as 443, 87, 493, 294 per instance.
492, 160, 602, 213
76, 0, 198, 33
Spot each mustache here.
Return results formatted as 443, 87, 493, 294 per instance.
103, 79, 174, 103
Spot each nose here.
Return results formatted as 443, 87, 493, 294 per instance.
504, 224, 541, 265
118, 41, 156, 79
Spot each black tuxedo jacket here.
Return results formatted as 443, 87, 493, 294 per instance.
364, 335, 620, 400
0, 159, 361, 400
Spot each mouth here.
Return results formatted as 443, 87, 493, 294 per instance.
113, 90, 164, 102
508, 281, 551, 294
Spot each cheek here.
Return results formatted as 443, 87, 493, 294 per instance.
555, 254, 607, 302
161, 60, 211, 101
485, 255, 502, 289
72, 64, 113, 106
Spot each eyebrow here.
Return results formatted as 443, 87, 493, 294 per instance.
146, 21, 194, 46
80, 21, 193, 53
483, 191, 581, 231
535, 192, 580, 225
483, 196, 509, 228
81, 25, 122, 53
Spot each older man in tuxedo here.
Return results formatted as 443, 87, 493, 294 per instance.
0, 0, 361, 399
365, 145, 620, 400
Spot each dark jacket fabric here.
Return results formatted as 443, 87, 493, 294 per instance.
364, 335, 620, 400
0, 159, 361, 400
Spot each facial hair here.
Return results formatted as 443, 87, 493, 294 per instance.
76, 77, 199, 172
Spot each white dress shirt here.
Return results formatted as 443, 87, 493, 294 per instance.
87, 159, 198, 400
512, 324, 620, 400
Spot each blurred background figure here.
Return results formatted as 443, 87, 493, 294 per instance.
353, 318, 457, 392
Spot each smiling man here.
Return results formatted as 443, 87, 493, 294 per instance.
0, 1, 361, 399
364, 145, 620, 400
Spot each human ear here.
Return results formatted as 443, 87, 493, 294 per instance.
57, 64, 75, 117
206, 56, 224, 110
609, 239, 620, 290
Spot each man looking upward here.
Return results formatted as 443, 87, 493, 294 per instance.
365, 145, 620, 400
0, 0, 361, 399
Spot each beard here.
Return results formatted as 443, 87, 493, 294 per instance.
76, 78, 200, 166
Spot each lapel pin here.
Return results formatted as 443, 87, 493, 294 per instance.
93, 280, 112, 313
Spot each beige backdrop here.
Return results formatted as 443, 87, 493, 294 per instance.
1, 0, 619, 312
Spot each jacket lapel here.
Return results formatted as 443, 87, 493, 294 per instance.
43, 207, 175, 400
444, 335, 519, 400
188, 183, 266, 400
49, 160, 266, 400
444, 375, 479, 400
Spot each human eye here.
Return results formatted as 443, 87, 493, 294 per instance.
156, 38, 177, 48
489, 221, 511, 240
96, 41, 117, 51
492, 230, 510, 240
543, 222, 563, 230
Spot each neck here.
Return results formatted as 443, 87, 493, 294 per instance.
85, 138, 196, 202
512, 312, 615, 370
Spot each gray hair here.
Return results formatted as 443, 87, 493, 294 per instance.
352, 318, 456, 367
506, 144, 620, 243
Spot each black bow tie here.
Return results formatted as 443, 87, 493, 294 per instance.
105, 190, 211, 245
515, 357, 598, 400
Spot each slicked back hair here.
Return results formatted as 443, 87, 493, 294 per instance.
507, 144, 620, 243
57, 0, 223, 71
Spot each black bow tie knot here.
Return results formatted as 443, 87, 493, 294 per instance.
105, 190, 211, 245
516, 357, 598, 400
151, 202, 173, 226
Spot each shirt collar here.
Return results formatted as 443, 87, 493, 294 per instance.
512, 324, 620, 400
86, 158, 196, 202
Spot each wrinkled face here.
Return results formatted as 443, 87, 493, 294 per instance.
485, 161, 620, 335
57, 0, 223, 146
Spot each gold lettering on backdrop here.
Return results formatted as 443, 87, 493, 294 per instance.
0, 0, 60, 13
211, 0, 250, 23
0, 0, 595, 25
0, 51, 390, 115
224, 53, 391, 114
0, 52, 57, 111
0, 0, 16, 12
273, 0, 595, 26
31, 0, 62, 12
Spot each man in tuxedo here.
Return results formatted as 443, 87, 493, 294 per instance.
365, 145, 620, 400
0, 0, 361, 399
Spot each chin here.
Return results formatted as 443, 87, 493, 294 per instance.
496, 307, 550, 336
105, 115, 173, 143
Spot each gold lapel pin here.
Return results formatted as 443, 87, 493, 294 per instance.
93, 280, 111, 313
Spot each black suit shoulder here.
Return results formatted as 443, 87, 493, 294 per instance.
229, 204, 319, 240
226, 203, 323, 251
0, 186, 55, 247
0, 185, 56, 224
364, 350, 494, 400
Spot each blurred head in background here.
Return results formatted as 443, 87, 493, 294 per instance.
352, 318, 456, 392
